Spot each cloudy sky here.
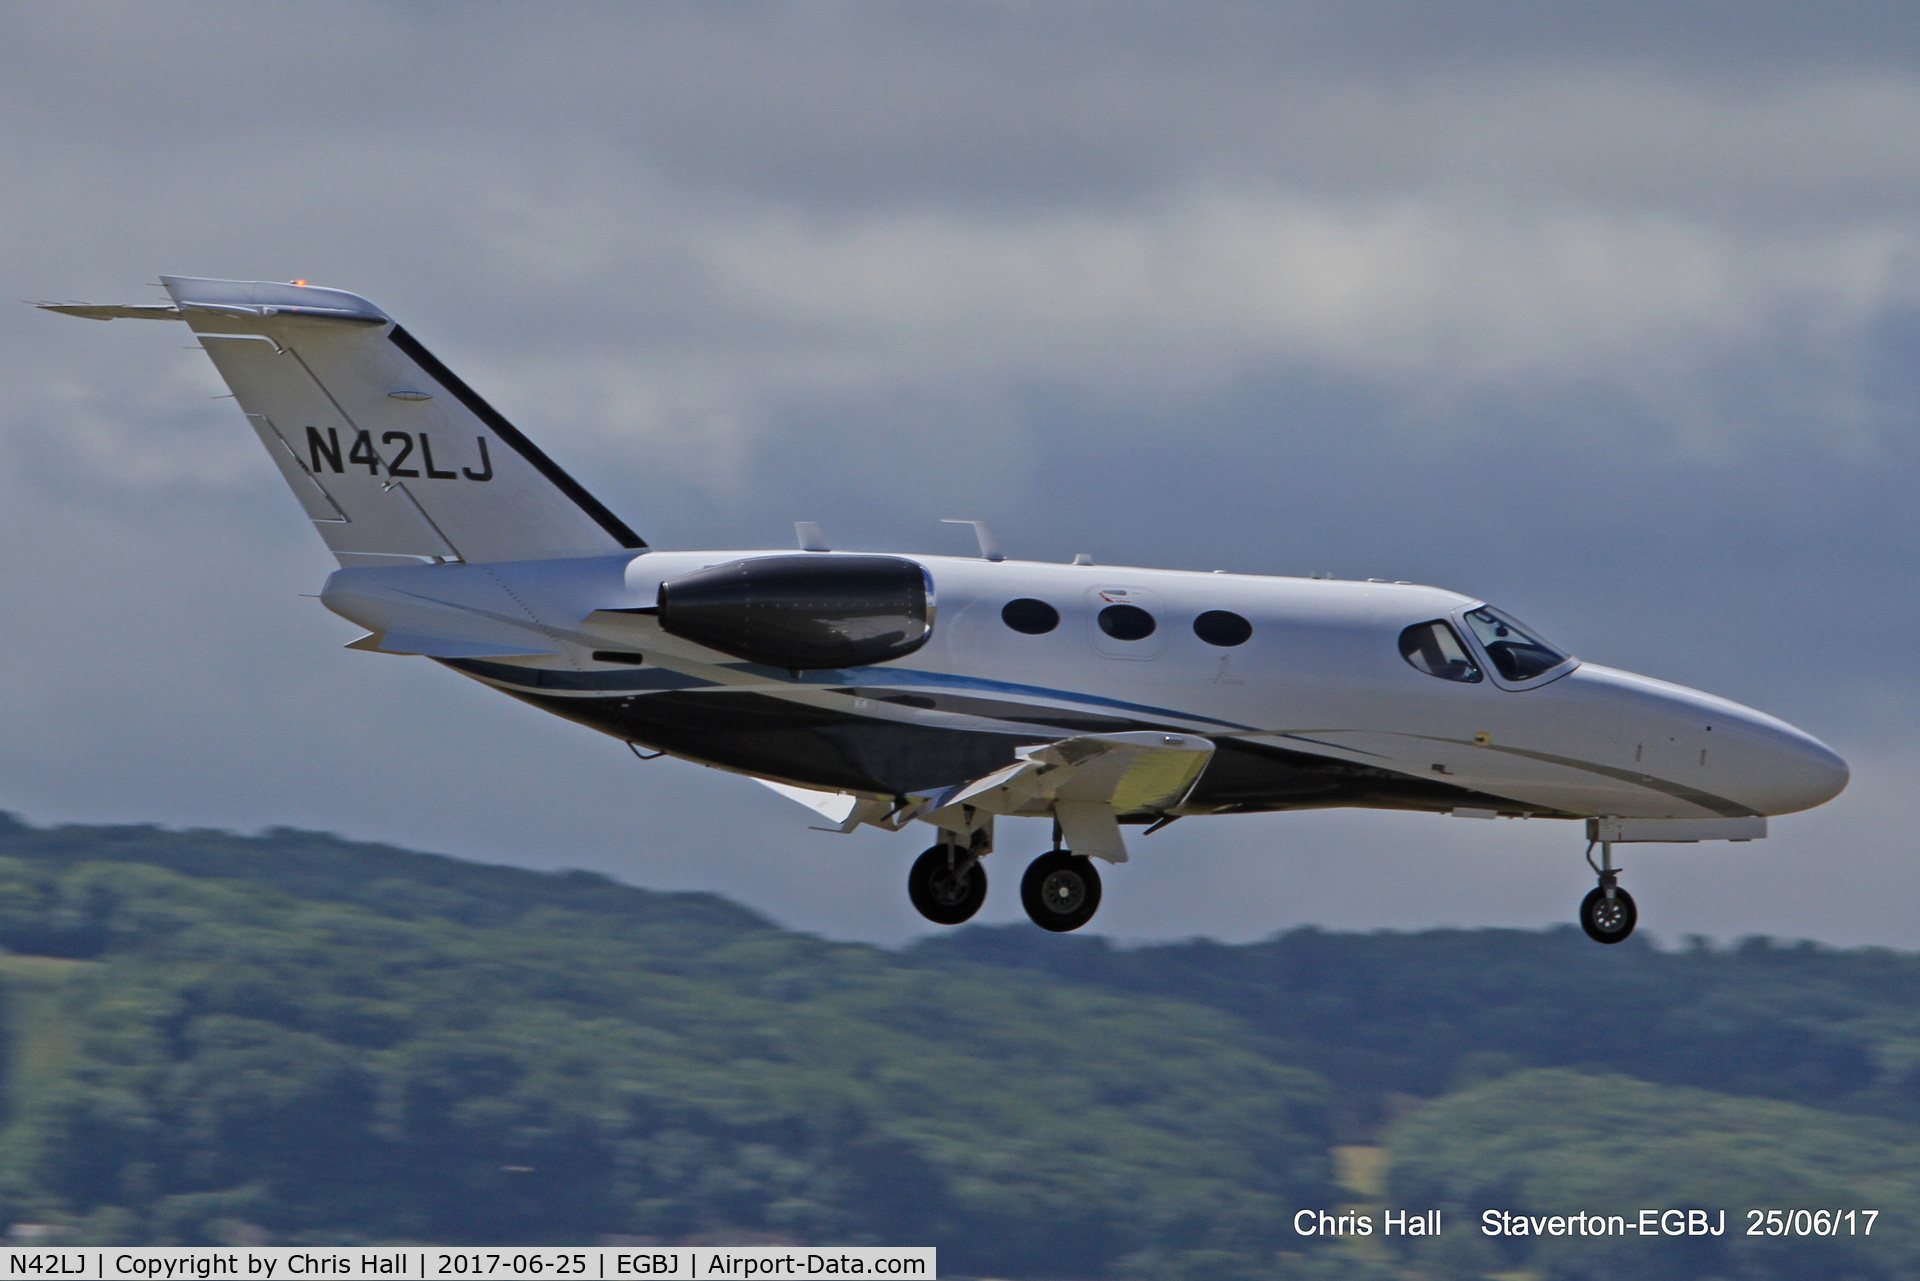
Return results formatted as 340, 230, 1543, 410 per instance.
4, 1, 1917, 946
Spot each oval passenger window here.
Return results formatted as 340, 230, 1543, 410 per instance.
1002, 598, 1060, 635
1398, 620, 1483, 683
1193, 610, 1252, 647
1098, 604, 1157, 641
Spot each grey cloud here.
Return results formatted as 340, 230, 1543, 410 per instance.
9, 3, 1920, 225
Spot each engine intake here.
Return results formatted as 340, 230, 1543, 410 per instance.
656, 554, 932, 670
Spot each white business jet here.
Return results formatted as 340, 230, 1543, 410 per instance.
42, 277, 1850, 942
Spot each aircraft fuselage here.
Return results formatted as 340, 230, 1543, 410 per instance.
321, 550, 1848, 827
45, 275, 1851, 941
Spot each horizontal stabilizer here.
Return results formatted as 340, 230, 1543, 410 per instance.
345, 631, 555, 659
36, 303, 185, 322
323, 571, 590, 659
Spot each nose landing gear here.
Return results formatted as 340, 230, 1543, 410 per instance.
1580, 841, 1637, 944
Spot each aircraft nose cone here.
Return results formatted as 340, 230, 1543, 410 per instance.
1561, 666, 1848, 818
1757, 723, 1849, 815
1702, 699, 1849, 816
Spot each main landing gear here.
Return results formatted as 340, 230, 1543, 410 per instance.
1580, 841, 1637, 944
1020, 850, 1103, 933
904, 833, 1106, 933
907, 841, 989, 925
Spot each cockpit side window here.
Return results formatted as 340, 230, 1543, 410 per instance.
1463, 606, 1568, 681
1399, 620, 1482, 683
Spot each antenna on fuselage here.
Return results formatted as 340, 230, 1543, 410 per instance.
941, 519, 1004, 562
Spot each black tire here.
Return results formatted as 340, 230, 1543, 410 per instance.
1020, 851, 1103, 933
907, 844, 988, 925
1580, 885, 1638, 944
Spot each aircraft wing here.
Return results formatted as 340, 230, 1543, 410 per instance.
921, 731, 1215, 863
751, 731, 1213, 861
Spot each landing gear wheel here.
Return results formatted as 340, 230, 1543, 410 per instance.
908, 844, 988, 925
1020, 851, 1103, 933
1580, 885, 1638, 944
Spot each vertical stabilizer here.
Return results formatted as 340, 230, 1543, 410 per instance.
54, 276, 645, 566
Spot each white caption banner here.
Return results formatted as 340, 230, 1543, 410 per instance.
0, 1246, 936, 1280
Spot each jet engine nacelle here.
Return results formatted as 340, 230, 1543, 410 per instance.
655, 554, 933, 670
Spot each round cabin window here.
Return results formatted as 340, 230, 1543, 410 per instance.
1097, 604, 1157, 641
1193, 610, 1252, 647
1002, 598, 1060, 635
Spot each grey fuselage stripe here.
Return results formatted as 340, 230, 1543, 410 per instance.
447, 661, 1747, 814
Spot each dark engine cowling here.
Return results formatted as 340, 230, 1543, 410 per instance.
656, 554, 933, 670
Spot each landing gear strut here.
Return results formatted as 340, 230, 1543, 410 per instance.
908, 841, 988, 925
1580, 841, 1637, 944
1021, 850, 1103, 933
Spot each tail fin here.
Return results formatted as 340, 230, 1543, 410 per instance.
46, 276, 643, 566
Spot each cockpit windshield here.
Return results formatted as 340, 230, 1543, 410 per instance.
1462, 606, 1569, 681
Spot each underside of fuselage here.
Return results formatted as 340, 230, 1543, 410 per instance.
445, 659, 1564, 821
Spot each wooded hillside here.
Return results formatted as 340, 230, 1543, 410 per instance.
0, 815, 1913, 1281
